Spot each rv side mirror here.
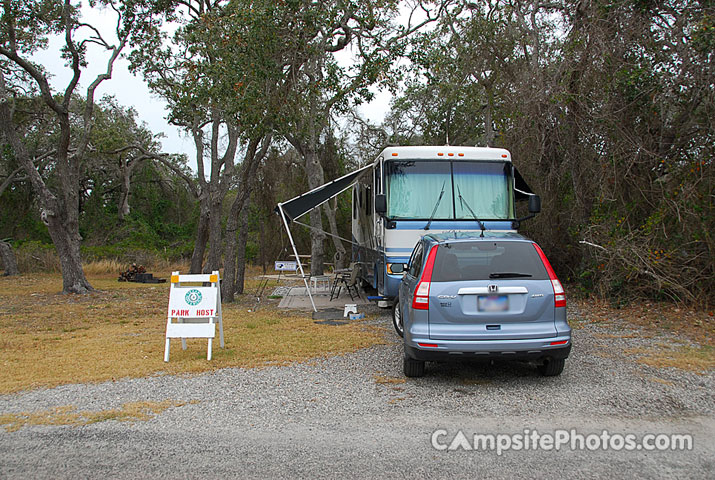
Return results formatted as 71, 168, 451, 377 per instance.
375, 194, 387, 215
390, 263, 404, 274
528, 195, 541, 214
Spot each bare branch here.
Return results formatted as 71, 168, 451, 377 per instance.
74, 23, 130, 163
0, 44, 65, 116
61, 0, 82, 110
77, 22, 112, 49
104, 144, 200, 198
0, 165, 25, 197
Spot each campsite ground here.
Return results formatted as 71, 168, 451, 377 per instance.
0, 272, 713, 478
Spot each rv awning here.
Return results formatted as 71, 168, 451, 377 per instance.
513, 167, 536, 200
276, 163, 373, 222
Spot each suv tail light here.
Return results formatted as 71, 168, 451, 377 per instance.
412, 245, 439, 310
533, 243, 566, 308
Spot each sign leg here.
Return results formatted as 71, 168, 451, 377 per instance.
164, 338, 170, 362
218, 318, 225, 348
207, 338, 213, 361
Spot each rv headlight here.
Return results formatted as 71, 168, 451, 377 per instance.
387, 263, 406, 275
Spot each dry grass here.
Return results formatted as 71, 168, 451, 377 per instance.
0, 400, 190, 432
81, 259, 127, 275
7, 248, 190, 275
82, 259, 189, 276
373, 374, 406, 385
591, 333, 640, 339
571, 297, 714, 372
571, 297, 714, 345
647, 376, 674, 386
0, 271, 384, 394
624, 345, 714, 373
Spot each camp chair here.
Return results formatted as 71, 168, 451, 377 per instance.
330, 263, 360, 301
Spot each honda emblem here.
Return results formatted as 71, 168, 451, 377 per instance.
488, 284, 498, 293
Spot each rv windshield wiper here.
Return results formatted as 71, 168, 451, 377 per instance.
424, 180, 447, 230
489, 272, 533, 278
457, 185, 486, 237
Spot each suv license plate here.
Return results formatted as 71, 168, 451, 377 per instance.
478, 295, 508, 312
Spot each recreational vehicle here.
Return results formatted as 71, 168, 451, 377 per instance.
276, 145, 538, 307
351, 146, 538, 301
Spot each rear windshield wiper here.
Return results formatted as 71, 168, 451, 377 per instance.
489, 272, 533, 278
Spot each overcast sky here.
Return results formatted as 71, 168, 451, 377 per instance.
29, 4, 392, 171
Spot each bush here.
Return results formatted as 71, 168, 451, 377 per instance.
14, 241, 60, 273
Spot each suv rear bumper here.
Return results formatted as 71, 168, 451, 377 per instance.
404, 337, 572, 362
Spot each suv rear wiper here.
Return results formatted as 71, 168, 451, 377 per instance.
457, 185, 485, 237
424, 180, 447, 230
489, 272, 533, 278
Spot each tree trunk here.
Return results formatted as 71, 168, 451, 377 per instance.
204, 192, 224, 273
0, 241, 19, 276
484, 100, 494, 147
222, 196, 243, 302
234, 202, 250, 295
190, 201, 210, 273
259, 216, 266, 272
0, 71, 91, 294
483, 81, 495, 147
323, 197, 346, 270
220, 135, 268, 301
46, 213, 93, 293
305, 150, 326, 275
221, 199, 251, 302
117, 155, 146, 221
118, 158, 132, 221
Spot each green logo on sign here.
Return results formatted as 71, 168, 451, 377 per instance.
185, 289, 202, 306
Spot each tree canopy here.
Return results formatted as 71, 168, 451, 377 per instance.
1, 0, 712, 306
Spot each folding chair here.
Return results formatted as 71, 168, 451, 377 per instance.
330, 263, 360, 301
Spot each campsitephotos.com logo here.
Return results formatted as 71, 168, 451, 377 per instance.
185, 289, 202, 306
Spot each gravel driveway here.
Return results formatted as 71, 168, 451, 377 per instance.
1, 304, 713, 479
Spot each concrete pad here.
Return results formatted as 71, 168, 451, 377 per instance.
278, 286, 371, 311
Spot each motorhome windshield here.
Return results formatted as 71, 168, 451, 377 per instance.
385, 160, 513, 220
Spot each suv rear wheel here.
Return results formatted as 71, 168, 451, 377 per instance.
404, 355, 425, 377
392, 299, 404, 337
538, 358, 565, 376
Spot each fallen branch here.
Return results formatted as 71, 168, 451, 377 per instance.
579, 240, 608, 251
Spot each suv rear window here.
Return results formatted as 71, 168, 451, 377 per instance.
432, 241, 548, 282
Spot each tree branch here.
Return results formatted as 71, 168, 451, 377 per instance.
0, 70, 59, 213
0, 165, 25, 197
61, 0, 82, 111
104, 144, 199, 198
75, 26, 130, 163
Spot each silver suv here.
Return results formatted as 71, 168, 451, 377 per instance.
392, 232, 571, 377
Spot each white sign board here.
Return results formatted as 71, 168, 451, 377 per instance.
164, 271, 224, 361
274, 260, 298, 271
168, 287, 218, 318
